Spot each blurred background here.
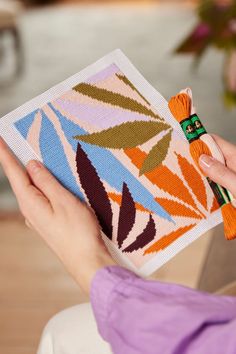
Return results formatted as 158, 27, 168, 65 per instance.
0, 1, 235, 353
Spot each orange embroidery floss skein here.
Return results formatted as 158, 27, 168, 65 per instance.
181, 88, 226, 164
168, 92, 236, 241
182, 88, 236, 209
168, 93, 211, 168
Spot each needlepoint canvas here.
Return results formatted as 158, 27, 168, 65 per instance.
0, 49, 222, 275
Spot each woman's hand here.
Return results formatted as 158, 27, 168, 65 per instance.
0, 137, 115, 294
199, 134, 236, 197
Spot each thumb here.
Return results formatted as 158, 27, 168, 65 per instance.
199, 154, 236, 198
26, 160, 71, 202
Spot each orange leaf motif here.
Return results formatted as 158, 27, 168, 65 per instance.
176, 153, 208, 210
124, 147, 150, 170
210, 197, 220, 213
124, 147, 198, 209
144, 224, 196, 255
155, 198, 203, 220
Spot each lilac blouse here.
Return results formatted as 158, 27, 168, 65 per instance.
91, 266, 236, 354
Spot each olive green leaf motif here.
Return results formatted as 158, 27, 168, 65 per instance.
115, 73, 151, 107
73, 82, 162, 120
73, 77, 173, 173
74, 121, 170, 149
139, 130, 173, 176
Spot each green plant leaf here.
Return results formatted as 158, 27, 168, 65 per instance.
224, 90, 236, 109
139, 130, 172, 176
73, 121, 170, 149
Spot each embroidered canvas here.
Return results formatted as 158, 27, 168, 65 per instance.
0, 50, 222, 275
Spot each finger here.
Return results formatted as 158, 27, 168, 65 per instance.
211, 134, 236, 156
199, 154, 236, 197
0, 137, 51, 213
0, 137, 32, 198
26, 160, 73, 204
210, 135, 236, 172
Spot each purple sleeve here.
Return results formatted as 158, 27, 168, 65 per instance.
90, 266, 236, 354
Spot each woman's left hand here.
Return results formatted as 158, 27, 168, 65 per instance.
0, 137, 115, 294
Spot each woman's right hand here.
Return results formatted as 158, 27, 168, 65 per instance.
199, 135, 236, 198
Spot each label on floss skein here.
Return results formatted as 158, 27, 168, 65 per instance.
191, 114, 207, 137
180, 118, 198, 143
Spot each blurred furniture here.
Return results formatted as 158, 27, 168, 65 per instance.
198, 224, 236, 293
22, 0, 56, 6
0, 0, 23, 76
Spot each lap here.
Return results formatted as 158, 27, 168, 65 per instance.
37, 303, 112, 354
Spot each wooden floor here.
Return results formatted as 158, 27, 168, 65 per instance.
0, 213, 212, 354
0, 216, 88, 354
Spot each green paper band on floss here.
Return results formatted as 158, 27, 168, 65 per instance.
207, 178, 230, 206
180, 118, 198, 143
189, 113, 232, 205
190, 114, 207, 136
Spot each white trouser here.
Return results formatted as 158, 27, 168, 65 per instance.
37, 303, 112, 354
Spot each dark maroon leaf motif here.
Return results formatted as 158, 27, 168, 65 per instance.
76, 142, 113, 239
123, 215, 156, 253
117, 182, 136, 248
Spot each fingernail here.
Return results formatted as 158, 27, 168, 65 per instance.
199, 154, 214, 168
28, 160, 42, 173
